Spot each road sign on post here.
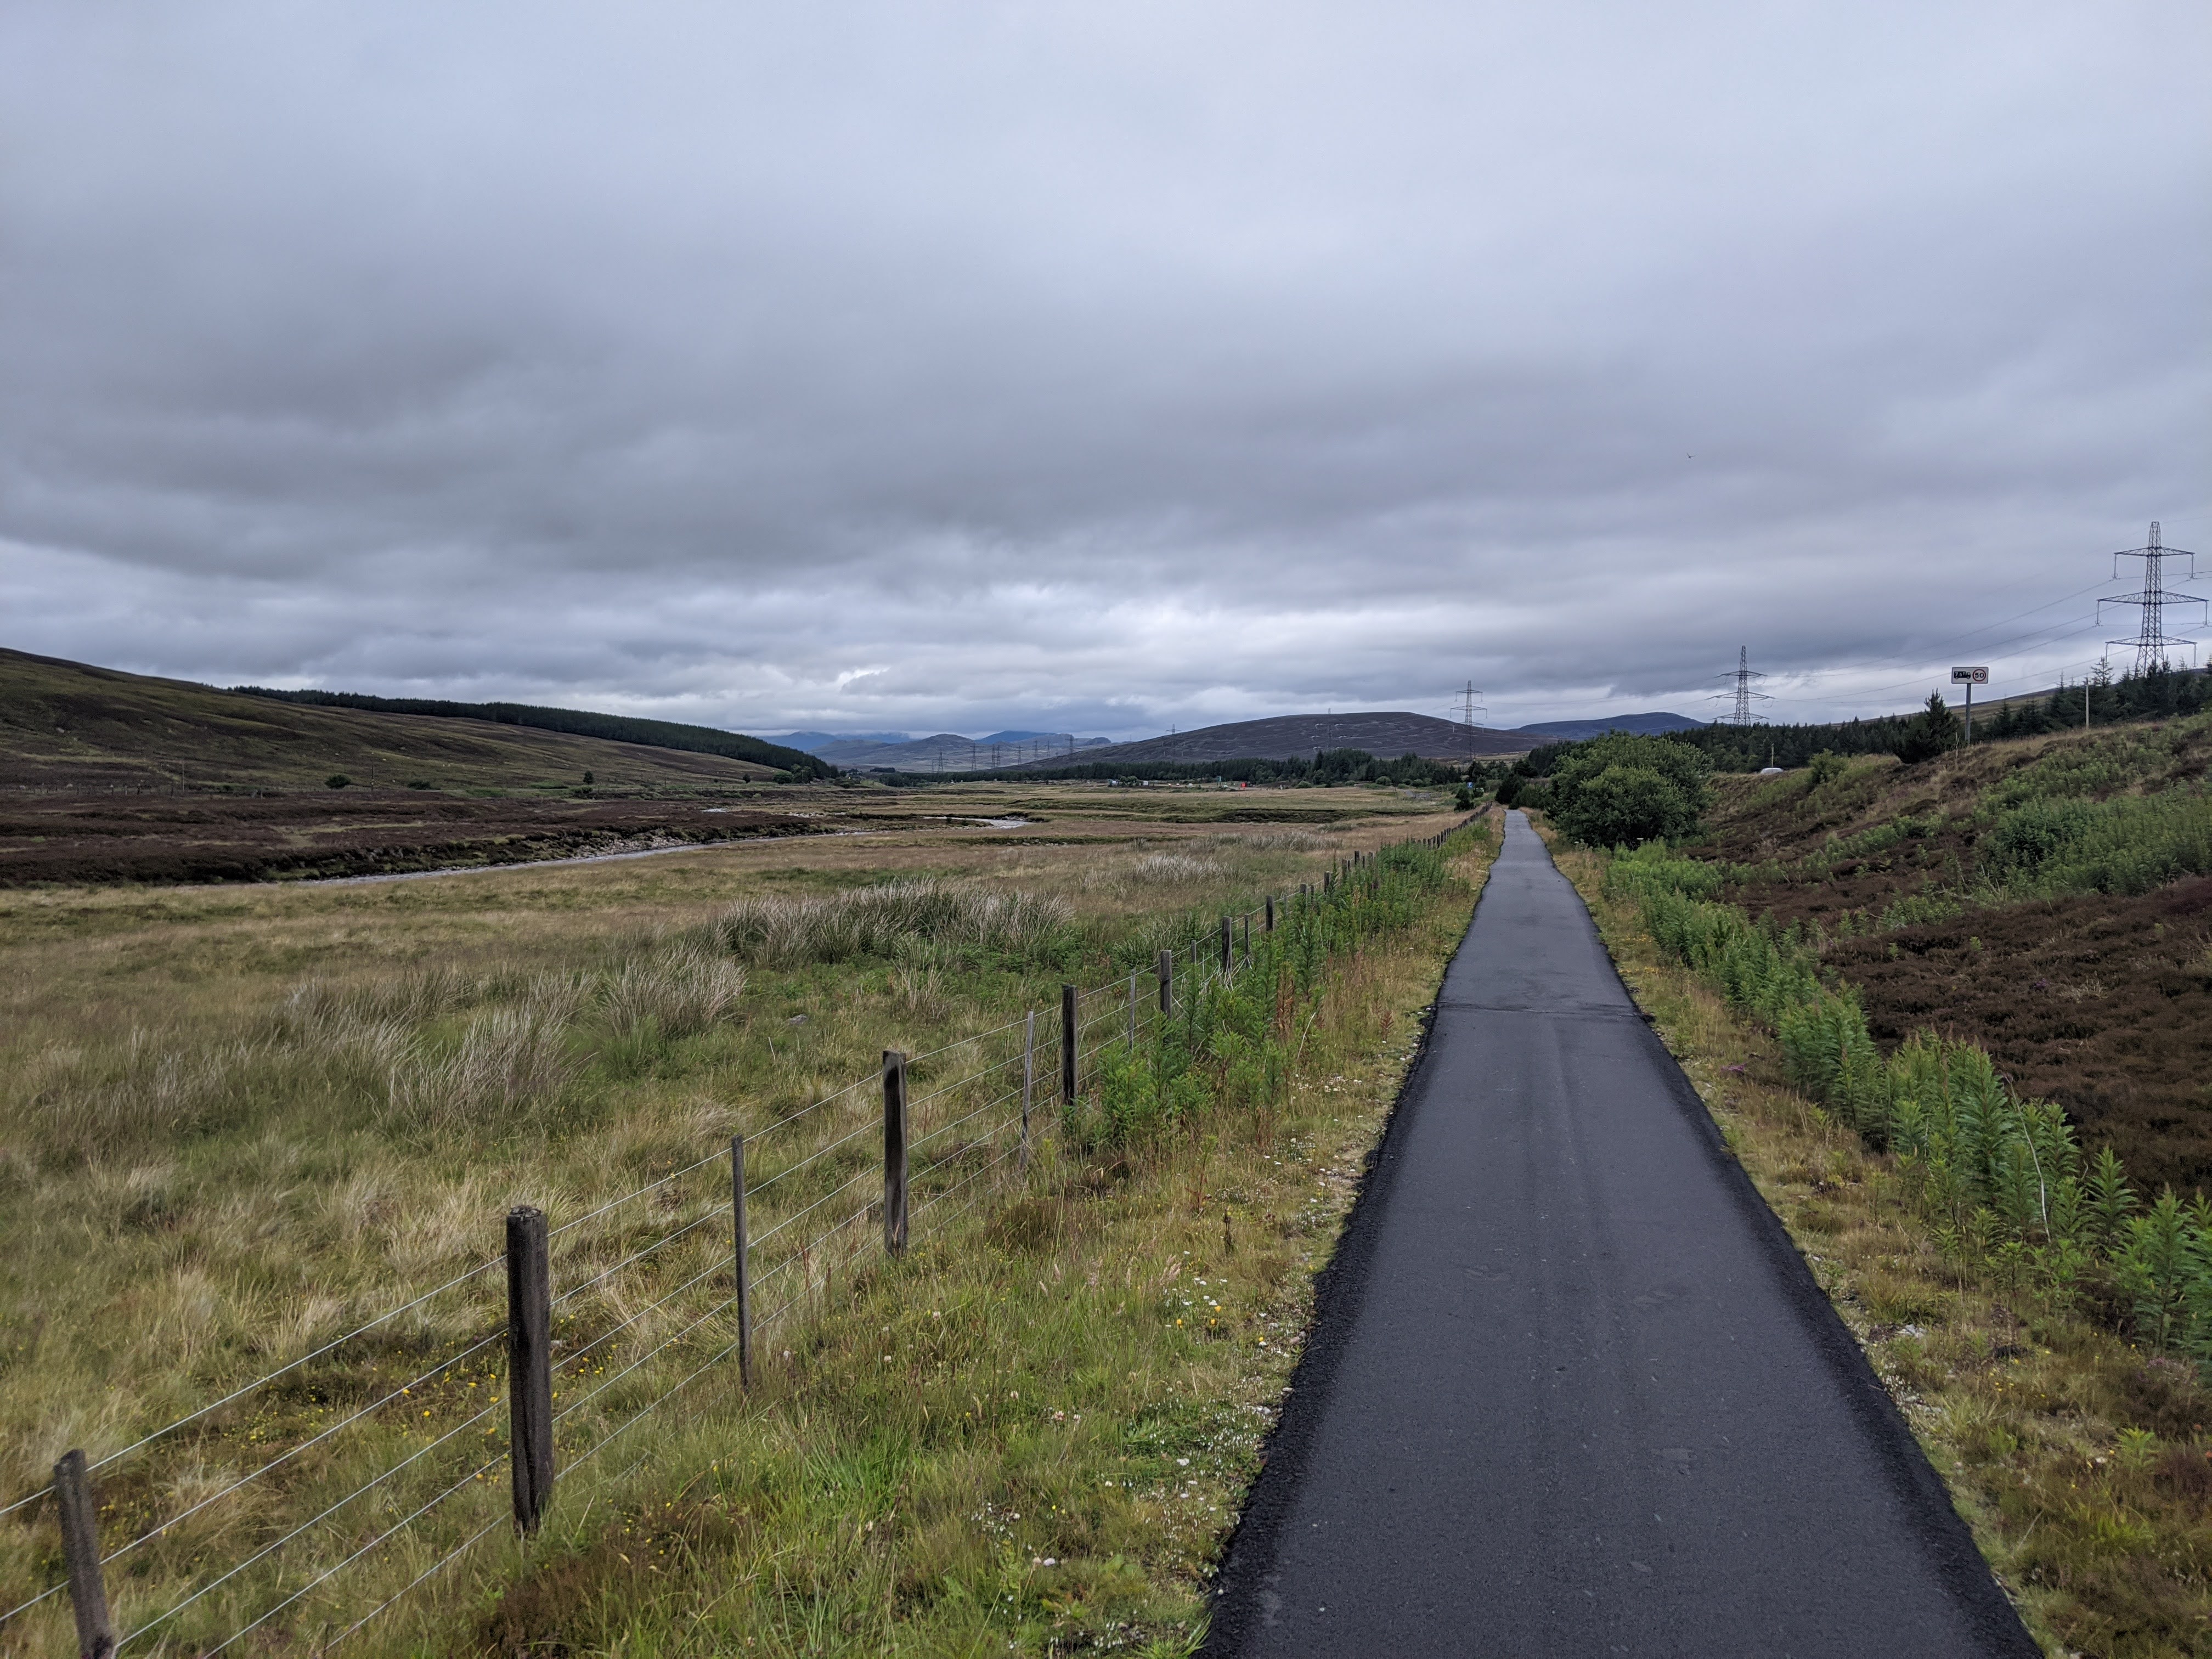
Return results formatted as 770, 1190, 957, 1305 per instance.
1951, 666, 1989, 743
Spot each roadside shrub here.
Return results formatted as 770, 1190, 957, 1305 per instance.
1547, 735, 1712, 846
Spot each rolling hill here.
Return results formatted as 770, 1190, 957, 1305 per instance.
1512, 712, 1705, 742
1019, 712, 1531, 769
0, 648, 802, 794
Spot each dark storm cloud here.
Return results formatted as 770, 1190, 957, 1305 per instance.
1, 0, 2205, 737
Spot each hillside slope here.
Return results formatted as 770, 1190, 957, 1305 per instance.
1686, 714, 2212, 1190
0, 648, 788, 793
1024, 711, 1527, 768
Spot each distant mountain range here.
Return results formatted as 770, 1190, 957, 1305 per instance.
805, 732, 1116, 770
766, 728, 1099, 757
991, 710, 1706, 770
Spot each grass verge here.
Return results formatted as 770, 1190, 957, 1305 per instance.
1555, 842, 2212, 1659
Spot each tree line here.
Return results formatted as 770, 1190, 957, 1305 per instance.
888, 748, 1475, 788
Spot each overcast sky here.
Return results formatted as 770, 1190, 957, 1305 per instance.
2, 2, 2206, 739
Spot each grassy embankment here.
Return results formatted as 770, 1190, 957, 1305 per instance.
1541, 715, 2212, 1658
0, 796, 1491, 1655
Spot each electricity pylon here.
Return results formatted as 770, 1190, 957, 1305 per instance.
1710, 647, 1771, 726
2100, 522, 2203, 674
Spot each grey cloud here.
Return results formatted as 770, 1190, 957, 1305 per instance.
1, 0, 2205, 739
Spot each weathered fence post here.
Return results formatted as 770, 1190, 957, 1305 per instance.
506, 1205, 554, 1536
1220, 915, 1232, 976
1242, 913, 1250, 966
1060, 984, 1077, 1115
1127, 970, 1137, 1047
1265, 894, 1275, 933
730, 1135, 751, 1387
882, 1052, 909, 1255
52, 1451, 114, 1659
1020, 1011, 1036, 1169
1157, 949, 1173, 1018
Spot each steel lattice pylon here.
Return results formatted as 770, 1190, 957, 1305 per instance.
1710, 646, 1772, 726
2100, 521, 2204, 675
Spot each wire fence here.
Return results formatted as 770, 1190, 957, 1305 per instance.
1, 818, 1481, 1655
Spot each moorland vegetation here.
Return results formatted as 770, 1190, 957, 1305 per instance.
0, 787, 1487, 1654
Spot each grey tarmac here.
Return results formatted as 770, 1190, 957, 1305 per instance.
1208, 811, 2036, 1658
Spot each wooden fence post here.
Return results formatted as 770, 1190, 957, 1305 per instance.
52, 1450, 114, 1659
1156, 949, 1173, 1018
882, 1052, 909, 1255
1127, 971, 1137, 1047
1265, 895, 1274, 933
1060, 984, 1077, 1115
1021, 1011, 1036, 1168
506, 1205, 554, 1536
730, 1136, 751, 1388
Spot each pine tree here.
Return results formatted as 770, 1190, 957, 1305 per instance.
1891, 692, 1963, 765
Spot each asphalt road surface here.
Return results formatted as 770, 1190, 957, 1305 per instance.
1209, 812, 2035, 1658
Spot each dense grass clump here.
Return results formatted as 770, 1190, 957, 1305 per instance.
719, 879, 1075, 967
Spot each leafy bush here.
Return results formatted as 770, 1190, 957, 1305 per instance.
1971, 784, 2212, 898
1547, 734, 1712, 845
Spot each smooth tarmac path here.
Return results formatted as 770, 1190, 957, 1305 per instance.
1209, 812, 2035, 1658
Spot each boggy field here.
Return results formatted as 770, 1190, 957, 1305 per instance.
1690, 713, 2212, 1192
0, 793, 830, 887
0, 778, 1452, 888
0, 782, 1485, 1654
